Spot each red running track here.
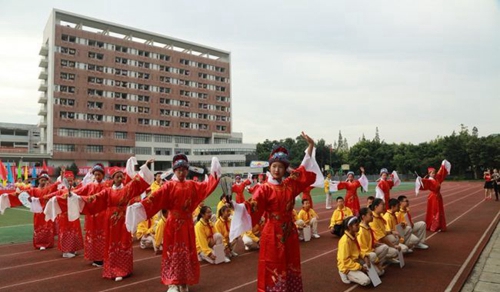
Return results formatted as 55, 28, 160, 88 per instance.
0, 182, 497, 292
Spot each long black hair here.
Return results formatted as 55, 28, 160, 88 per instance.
369, 198, 384, 211
197, 206, 211, 222
358, 207, 370, 221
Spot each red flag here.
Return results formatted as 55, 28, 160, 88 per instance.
0, 160, 7, 182
42, 160, 48, 172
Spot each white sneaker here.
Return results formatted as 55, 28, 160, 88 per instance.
115, 277, 123, 282
224, 256, 231, 263
62, 252, 76, 258
387, 258, 400, 265
405, 249, 414, 254
245, 246, 250, 251
167, 285, 180, 292
298, 236, 304, 241
416, 243, 429, 249
231, 251, 238, 257
339, 271, 351, 284
312, 234, 320, 239
326, 207, 332, 210
39, 247, 46, 251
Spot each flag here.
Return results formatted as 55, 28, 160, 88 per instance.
17, 161, 22, 179
0, 160, 7, 186
24, 165, 28, 180
31, 163, 37, 186
6, 162, 14, 184
42, 160, 48, 172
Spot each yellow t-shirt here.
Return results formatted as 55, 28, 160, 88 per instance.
214, 217, 232, 247
369, 212, 389, 241
337, 232, 362, 274
329, 206, 353, 228
297, 208, 318, 225
195, 219, 216, 256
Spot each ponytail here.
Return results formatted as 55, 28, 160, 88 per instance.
197, 206, 211, 222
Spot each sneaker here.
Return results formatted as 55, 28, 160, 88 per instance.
167, 285, 180, 292
387, 258, 400, 265
224, 257, 231, 263
338, 271, 351, 284
298, 236, 304, 241
416, 243, 429, 249
405, 249, 414, 254
312, 234, 320, 239
39, 247, 46, 251
245, 246, 250, 251
115, 277, 123, 282
92, 261, 103, 267
231, 251, 239, 257
62, 252, 76, 258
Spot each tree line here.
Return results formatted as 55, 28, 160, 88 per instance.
255, 125, 500, 179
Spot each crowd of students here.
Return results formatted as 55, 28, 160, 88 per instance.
0, 131, 455, 291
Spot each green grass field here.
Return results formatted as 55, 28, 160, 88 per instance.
0, 183, 416, 245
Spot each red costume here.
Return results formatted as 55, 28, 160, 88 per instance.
72, 180, 112, 261
301, 186, 314, 209
247, 165, 316, 292
336, 180, 364, 216
140, 175, 219, 285
376, 179, 395, 210
232, 178, 251, 203
420, 162, 449, 232
81, 173, 150, 279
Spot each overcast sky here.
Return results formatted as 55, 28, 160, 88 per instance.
0, 0, 498, 146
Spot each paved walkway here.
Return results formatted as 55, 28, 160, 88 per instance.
461, 220, 500, 292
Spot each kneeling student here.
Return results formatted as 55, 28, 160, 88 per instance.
357, 207, 388, 272
296, 199, 320, 239
330, 197, 353, 237
337, 216, 373, 286
383, 199, 416, 253
396, 196, 428, 249
215, 205, 239, 258
195, 206, 230, 264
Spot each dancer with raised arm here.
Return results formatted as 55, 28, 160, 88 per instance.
126, 154, 220, 292
376, 168, 400, 210
329, 167, 368, 216
416, 160, 451, 232
235, 132, 323, 292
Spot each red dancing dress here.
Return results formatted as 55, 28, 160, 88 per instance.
233, 179, 251, 203
421, 162, 449, 232
140, 175, 219, 285
247, 166, 316, 292
376, 179, 395, 210
81, 176, 150, 279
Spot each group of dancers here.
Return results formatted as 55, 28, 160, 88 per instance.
0, 131, 452, 292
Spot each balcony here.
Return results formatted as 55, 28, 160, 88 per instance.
38, 94, 47, 104
38, 106, 47, 116
39, 58, 48, 68
38, 81, 47, 92
38, 120, 47, 127
38, 69, 48, 80
39, 45, 48, 56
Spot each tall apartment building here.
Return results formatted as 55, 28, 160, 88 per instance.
38, 9, 257, 173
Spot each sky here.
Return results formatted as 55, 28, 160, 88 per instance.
0, 0, 499, 147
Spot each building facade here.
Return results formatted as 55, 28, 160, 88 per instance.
38, 9, 257, 173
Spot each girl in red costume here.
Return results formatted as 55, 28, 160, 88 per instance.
330, 167, 368, 216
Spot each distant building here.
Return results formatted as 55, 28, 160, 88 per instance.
0, 122, 49, 162
37, 9, 257, 173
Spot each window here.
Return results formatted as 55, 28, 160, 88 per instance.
59, 98, 75, 106
115, 132, 128, 139
88, 40, 104, 48
86, 114, 103, 121
174, 136, 191, 144
60, 72, 76, 80
137, 72, 150, 79
154, 134, 172, 143
137, 95, 150, 102
115, 57, 128, 64
115, 146, 132, 154
198, 124, 209, 131
174, 148, 190, 155
137, 106, 150, 114
159, 98, 171, 105
180, 122, 191, 128
81, 130, 103, 138
137, 61, 150, 68
160, 109, 171, 116
60, 47, 76, 55
134, 147, 151, 155
88, 89, 104, 97
138, 118, 150, 125
159, 120, 170, 127
198, 113, 208, 119
60, 111, 75, 119
61, 60, 75, 68
159, 87, 170, 94
179, 59, 190, 65
57, 128, 78, 137
198, 103, 208, 110
115, 45, 128, 53
137, 84, 150, 91
216, 95, 230, 102
88, 52, 104, 60
138, 50, 150, 57
215, 66, 226, 73
60, 85, 75, 93
87, 101, 103, 109
88, 64, 104, 72
86, 145, 103, 153
159, 66, 170, 72
180, 90, 190, 97
179, 111, 190, 118
114, 92, 127, 99
179, 100, 190, 107
88, 77, 104, 84
54, 144, 75, 152
114, 116, 128, 123
154, 147, 171, 156
216, 125, 227, 131
115, 104, 128, 111
61, 34, 76, 43
158, 54, 170, 61
179, 69, 190, 76
114, 80, 128, 88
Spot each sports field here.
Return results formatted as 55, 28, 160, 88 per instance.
0, 182, 498, 292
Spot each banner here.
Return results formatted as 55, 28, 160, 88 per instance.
250, 161, 269, 168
